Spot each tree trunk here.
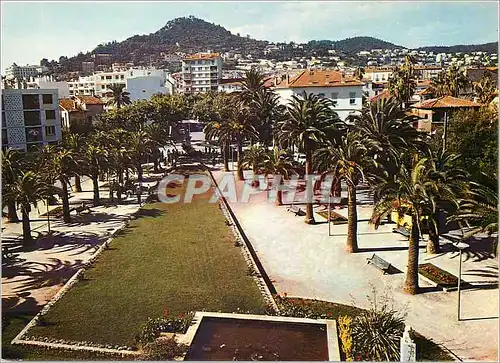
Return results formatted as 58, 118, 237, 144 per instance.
7, 200, 19, 223
237, 142, 244, 180
333, 178, 342, 197
73, 174, 82, 192
276, 178, 284, 206
346, 183, 358, 253
304, 150, 315, 224
60, 178, 71, 223
223, 144, 229, 172
137, 164, 143, 183
426, 211, 441, 254
404, 213, 420, 294
92, 174, 100, 206
21, 206, 33, 248
117, 170, 123, 201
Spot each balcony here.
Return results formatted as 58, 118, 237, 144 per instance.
25, 127, 43, 143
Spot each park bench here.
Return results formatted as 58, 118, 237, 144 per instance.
75, 203, 92, 216
287, 205, 305, 216
393, 226, 410, 239
2, 245, 13, 259
366, 254, 392, 274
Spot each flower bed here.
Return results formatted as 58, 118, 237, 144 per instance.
418, 263, 464, 289
317, 211, 348, 225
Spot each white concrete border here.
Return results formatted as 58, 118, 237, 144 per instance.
180, 311, 341, 361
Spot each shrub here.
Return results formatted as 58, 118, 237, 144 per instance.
136, 312, 194, 345
140, 337, 188, 360
338, 315, 353, 361
351, 289, 406, 361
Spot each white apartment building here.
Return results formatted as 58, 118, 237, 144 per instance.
274, 70, 364, 121
5, 63, 47, 80
181, 52, 223, 93
67, 68, 172, 99
364, 67, 393, 83
1, 88, 61, 151
218, 79, 244, 93
27, 76, 71, 98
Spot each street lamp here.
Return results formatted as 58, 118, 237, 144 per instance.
456, 241, 470, 321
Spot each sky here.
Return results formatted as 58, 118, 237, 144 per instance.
1, 1, 499, 71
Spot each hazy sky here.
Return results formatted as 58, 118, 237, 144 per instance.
1, 1, 499, 71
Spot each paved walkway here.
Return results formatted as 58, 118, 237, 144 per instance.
2, 172, 163, 314
212, 167, 499, 361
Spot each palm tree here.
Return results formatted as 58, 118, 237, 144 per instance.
277, 91, 344, 224
106, 83, 131, 109
473, 74, 496, 104
388, 56, 416, 108
50, 149, 78, 223
128, 130, 156, 184
204, 120, 230, 172
2, 148, 23, 222
63, 133, 85, 192
449, 172, 498, 253
240, 145, 268, 175
424, 148, 469, 254
352, 96, 427, 176
315, 132, 370, 252
431, 65, 470, 97
83, 132, 108, 206
371, 156, 438, 294
262, 148, 295, 206
7, 171, 49, 247
354, 67, 365, 81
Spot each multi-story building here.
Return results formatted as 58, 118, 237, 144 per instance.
82, 61, 95, 74
5, 63, 46, 80
218, 78, 244, 93
1, 88, 61, 151
181, 52, 222, 93
26, 76, 71, 98
274, 69, 364, 121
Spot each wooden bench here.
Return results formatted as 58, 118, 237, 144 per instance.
2, 246, 13, 259
366, 254, 392, 274
393, 226, 410, 239
287, 205, 304, 216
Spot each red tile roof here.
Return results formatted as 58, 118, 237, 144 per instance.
417, 87, 435, 96
411, 96, 482, 109
59, 98, 77, 112
276, 70, 364, 88
370, 89, 391, 102
77, 95, 104, 105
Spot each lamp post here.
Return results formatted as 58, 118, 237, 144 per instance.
456, 241, 470, 321
328, 193, 331, 236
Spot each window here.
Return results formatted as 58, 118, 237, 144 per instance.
101, 76, 104, 80
121, 75, 124, 80
45, 110, 56, 120
115, 75, 119, 79
45, 125, 56, 136
25, 127, 43, 142
349, 92, 356, 105
24, 111, 41, 126
331, 93, 338, 106
22, 94, 40, 109
101, 85, 106, 89
106, 76, 112, 80
424, 114, 428, 119
2, 129, 7, 145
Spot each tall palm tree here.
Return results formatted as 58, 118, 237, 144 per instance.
63, 133, 85, 192
50, 149, 78, 223
371, 157, 438, 294
388, 56, 416, 108
473, 74, 496, 104
315, 132, 371, 252
354, 67, 365, 81
204, 120, 230, 172
424, 148, 469, 254
262, 148, 295, 206
106, 83, 131, 109
352, 96, 427, 176
128, 130, 157, 184
7, 171, 49, 247
431, 65, 470, 97
277, 91, 344, 224
450, 172, 498, 249
83, 132, 108, 206
2, 148, 23, 222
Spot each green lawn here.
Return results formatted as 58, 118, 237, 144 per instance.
29, 168, 266, 347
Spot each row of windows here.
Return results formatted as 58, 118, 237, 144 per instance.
22, 110, 57, 125
20, 94, 53, 109
100, 75, 125, 80
316, 92, 357, 105
2, 125, 57, 146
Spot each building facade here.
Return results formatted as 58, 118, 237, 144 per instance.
1, 89, 61, 151
181, 52, 223, 93
274, 70, 364, 121
5, 63, 46, 80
